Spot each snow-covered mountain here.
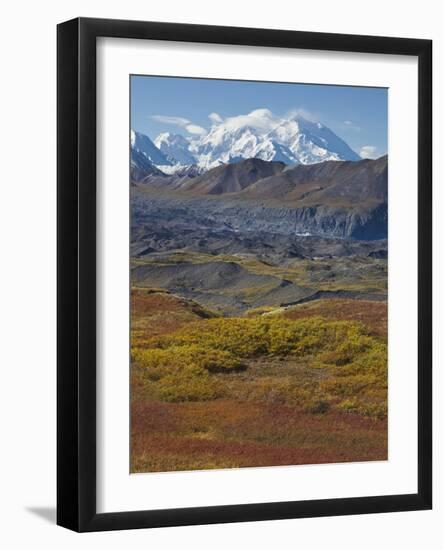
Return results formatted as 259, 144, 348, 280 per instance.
131, 129, 172, 166
131, 109, 360, 174
154, 132, 197, 165
189, 111, 360, 170
265, 117, 360, 165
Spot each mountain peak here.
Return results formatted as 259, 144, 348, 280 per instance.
188, 111, 359, 170
131, 130, 172, 166
154, 132, 189, 147
131, 109, 360, 174
154, 132, 196, 165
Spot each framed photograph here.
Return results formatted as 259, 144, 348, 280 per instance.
57, 17, 432, 531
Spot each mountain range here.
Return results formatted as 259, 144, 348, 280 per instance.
132, 155, 388, 240
131, 110, 361, 176
130, 107, 387, 241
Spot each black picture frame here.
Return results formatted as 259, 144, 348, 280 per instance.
57, 17, 432, 532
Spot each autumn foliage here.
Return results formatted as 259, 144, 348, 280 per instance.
130, 292, 388, 472
132, 314, 387, 417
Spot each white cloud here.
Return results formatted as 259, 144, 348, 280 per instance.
344, 120, 353, 125
360, 145, 377, 159
150, 115, 207, 135
152, 107, 354, 141
151, 115, 188, 125
184, 124, 207, 135
221, 108, 281, 132
205, 108, 325, 138
286, 108, 319, 122
208, 112, 223, 124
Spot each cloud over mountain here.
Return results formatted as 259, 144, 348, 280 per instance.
208, 112, 223, 124
139, 108, 361, 171
150, 115, 207, 136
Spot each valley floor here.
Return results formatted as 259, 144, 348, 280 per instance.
130, 289, 388, 472
131, 400, 387, 472
129, 150, 388, 473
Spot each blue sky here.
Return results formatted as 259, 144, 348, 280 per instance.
131, 75, 387, 158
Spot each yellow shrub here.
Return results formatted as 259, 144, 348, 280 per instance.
147, 316, 373, 360
338, 398, 387, 419
133, 315, 387, 408
132, 345, 244, 375
338, 398, 359, 412
156, 365, 222, 402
